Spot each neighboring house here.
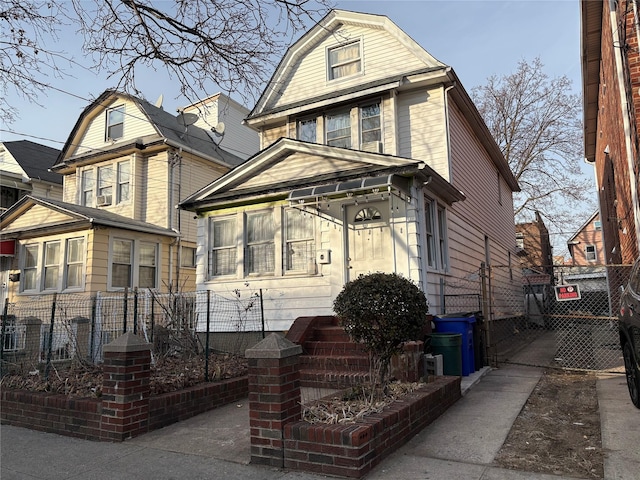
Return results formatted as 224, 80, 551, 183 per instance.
567, 211, 605, 265
0, 89, 254, 302
515, 211, 553, 274
180, 9, 521, 331
581, 0, 640, 265
0, 140, 63, 306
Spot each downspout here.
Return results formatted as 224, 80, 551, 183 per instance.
611, 0, 640, 251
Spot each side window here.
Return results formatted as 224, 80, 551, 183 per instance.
97, 165, 113, 205
180, 246, 196, 268
585, 245, 596, 262
360, 103, 381, 152
437, 206, 449, 271
328, 41, 361, 80
424, 199, 436, 268
106, 105, 125, 141
138, 242, 157, 289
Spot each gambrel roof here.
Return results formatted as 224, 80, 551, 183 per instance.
52, 89, 244, 172
179, 137, 465, 212
1, 195, 179, 239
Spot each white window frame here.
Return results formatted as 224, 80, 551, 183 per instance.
108, 237, 159, 290
425, 199, 436, 268
585, 244, 597, 262
297, 117, 318, 143
359, 102, 381, 149
424, 197, 448, 272
80, 160, 131, 207
106, 105, 125, 141
437, 206, 449, 271
117, 160, 131, 203
246, 210, 275, 276
208, 216, 238, 278
327, 40, 362, 81
326, 110, 352, 148
81, 169, 95, 207
180, 245, 197, 268
284, 208, 315, 273
20, 237, 87, 293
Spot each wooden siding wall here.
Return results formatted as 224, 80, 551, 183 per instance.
70, 98, 156, 157
142, 153, 169, 227
7, 205, 71, 230
31, 182, 63, 201
261, 123, 288, 150
268, 24, 429, 112
63, 173, 77, 203
397, 88, 448, 179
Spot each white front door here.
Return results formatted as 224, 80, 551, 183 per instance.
345, 201, 392, 281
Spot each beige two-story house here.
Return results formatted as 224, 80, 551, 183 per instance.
180, 9, 521, 332
0, 89, 255, 301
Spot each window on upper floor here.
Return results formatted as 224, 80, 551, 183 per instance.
297, 118, 317, 143
81, 160, 131, 207
109, 237, 158, 290
516, 232, 525, 250
207, 207, 317, 280
106, 105, 125, 141
326, 110, 351, 148
20, 237, 86, 293
594, 220, 602, 231
180, 246, 197, 268
585, 244, 596, 262
328, 40, 361, 80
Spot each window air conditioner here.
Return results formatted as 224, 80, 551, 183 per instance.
360, 141, 383, 153
96, 194, 112, 206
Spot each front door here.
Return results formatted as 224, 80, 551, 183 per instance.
345, 201, 392, 281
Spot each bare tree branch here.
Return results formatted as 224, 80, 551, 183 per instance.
472, 57, 595, 233
1, 0, 332, 123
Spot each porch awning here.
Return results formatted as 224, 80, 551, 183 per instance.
288, 174, 411, 205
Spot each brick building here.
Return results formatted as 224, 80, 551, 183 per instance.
581, 0, 640, 264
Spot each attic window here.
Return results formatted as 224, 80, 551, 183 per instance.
106, 105, 125, 141
328, 40, 361, 80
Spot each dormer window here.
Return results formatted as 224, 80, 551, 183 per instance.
106, 105, 124, 141
328, 40, 361, 80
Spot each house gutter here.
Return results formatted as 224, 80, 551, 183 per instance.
443, 83, 457, 183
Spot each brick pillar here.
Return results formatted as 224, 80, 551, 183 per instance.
391, 340, 425, 382
246, 333, 302, 467
100, 332, 151, 441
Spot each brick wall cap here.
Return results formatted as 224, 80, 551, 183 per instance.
103, 332, 151, 353
245, 333, 302, 359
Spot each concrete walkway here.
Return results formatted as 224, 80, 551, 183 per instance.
2, 360, 639, 479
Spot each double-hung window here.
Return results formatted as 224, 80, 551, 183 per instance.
43, 241, 61, 290
285, 209, 315, 272
117, 161, 130, 203
65, 238, 84, 289
81, 170, 95, 207
246, 211, 274, 275
112, 239, 133, 288
585, 245, 596, 262
98, 165, 113, 204
425, 199, 436, 268
209, 218, 237, 277
106, 105, 124, 141
326, 111, 351, 148
297, 118, 317, 143
138, 243, 157, 288
360, 103, 381, 149
424, 198, 448, 271
23, 244, 39, 291
437, 206, 449, 270
328, 41, 361, 80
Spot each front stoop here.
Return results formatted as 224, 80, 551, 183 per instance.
286, 316, 371, 389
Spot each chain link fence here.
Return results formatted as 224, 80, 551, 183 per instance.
0, 288, 264, 379
442, 263, 631, 372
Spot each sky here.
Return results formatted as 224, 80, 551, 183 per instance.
1, 0, 589, 251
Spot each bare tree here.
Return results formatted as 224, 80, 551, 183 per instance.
471, 58, 594, 231
0, 0, 331, 123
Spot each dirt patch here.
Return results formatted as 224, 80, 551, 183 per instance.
494, 369, 603, 478
0, 354, 248, 398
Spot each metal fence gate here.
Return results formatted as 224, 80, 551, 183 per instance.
443, 263, 632, 373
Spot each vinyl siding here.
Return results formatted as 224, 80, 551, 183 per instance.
269, 24, 431, 111
448, 102, 516, 252
7, 205, 72, 230
63, 173, 77, 203
142, 153, 170, 227
261, 123, 288, 149
70, 98, 157, 157
397, 88, 448, 177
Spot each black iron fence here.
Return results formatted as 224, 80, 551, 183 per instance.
0, 288, 264, 379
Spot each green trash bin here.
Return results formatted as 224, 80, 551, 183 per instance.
428, 333, 462, 376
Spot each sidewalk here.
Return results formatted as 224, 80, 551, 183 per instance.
2, 363, 639, 480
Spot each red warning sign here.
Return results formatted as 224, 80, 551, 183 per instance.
554, 284, 581, 301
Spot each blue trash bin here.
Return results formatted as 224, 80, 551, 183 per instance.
433, 314, 476, 376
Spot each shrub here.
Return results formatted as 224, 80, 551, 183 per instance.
333, 272, 428, 385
